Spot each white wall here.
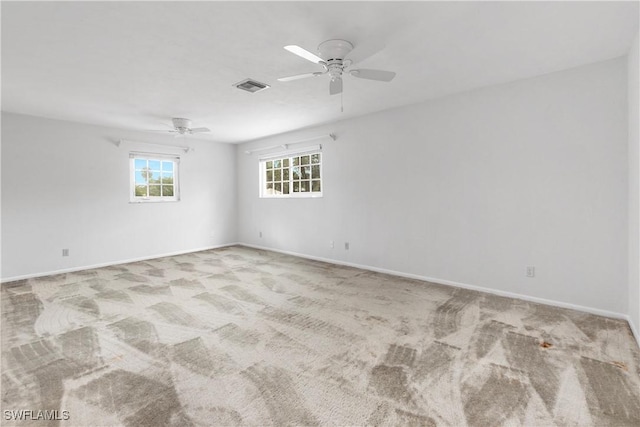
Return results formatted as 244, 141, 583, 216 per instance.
629, 31, 640, 338
1, 112, 237, 280
238, 58, 628, 315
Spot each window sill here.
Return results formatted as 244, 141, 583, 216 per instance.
129, 199, 180, 203
260, 194, 323, 199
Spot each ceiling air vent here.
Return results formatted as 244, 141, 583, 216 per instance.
233, 78, 270, 93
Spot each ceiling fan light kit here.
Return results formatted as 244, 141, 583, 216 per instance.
318, 39, 354, 62
172, 118, 192, 133
278, 39, 396, 97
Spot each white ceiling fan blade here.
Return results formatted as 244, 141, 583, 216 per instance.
350, 69, 396, 82
345, 42, 385, 65
278, 71, 325, 82
329, 77, 343, 96
143, 121, 177, 132
284, 45, 324, 64
189, 127, 210, 133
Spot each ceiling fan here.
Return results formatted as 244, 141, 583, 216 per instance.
148, 118, 210, 136
278, 39, 396, 95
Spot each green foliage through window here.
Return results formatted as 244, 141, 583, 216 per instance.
261, 151, 322, 198
130, 154, 179, 202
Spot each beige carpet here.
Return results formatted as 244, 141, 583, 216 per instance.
2, 245, 639, 426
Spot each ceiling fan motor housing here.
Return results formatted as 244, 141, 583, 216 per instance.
172, 118, 192, 134
327, 61, 344, 79
318, 40, 354, 80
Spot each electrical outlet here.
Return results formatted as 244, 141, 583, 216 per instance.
526, 266, 535, 278
62, 249, 69, 257
259, 231, 262, 238
344, 242, 350, 250
330, 240, 334, 248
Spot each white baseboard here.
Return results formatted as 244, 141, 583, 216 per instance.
1, 242, 240, 283
4, 240, 638, 349
628, 316, 640, 348
240, 243, 639, 347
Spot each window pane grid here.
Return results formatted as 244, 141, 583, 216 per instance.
131, 154, 179, 202
262, 152, 321, 198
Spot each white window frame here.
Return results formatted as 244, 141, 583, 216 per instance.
259, 149, 323, 198
129, 152, 180, 203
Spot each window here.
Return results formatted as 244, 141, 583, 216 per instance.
130, 153, 180, 202
261, 151, 322, 198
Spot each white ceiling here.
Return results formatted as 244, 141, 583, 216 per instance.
2, 1, 638, 143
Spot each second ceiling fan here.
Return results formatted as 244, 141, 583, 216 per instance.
278, 39, 396, 95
